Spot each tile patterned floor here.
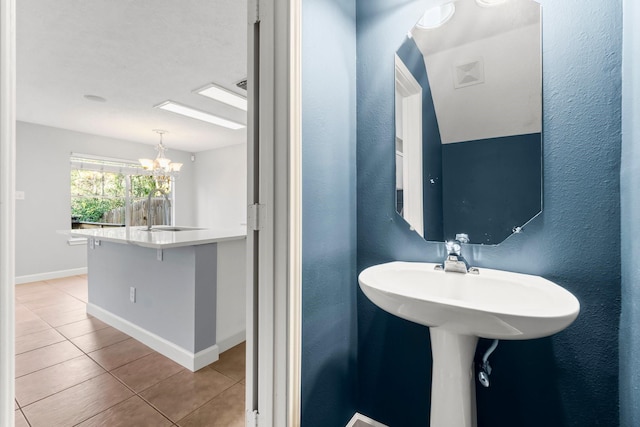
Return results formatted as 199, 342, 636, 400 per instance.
14, 276, 245, 427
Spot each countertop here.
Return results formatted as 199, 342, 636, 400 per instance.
67, 226, 247, 249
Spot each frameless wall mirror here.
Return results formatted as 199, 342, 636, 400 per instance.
395, 0, 542, 245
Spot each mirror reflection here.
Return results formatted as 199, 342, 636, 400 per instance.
395, 0, 542, 245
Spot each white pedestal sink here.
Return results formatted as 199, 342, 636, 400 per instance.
358, 261, 580, 427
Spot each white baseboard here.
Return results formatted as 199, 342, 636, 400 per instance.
217, 330, 246, 353
15, 267, 88, 285
346, 413, 388, 427
87, 303, 219, 372
193, 345, 221, 371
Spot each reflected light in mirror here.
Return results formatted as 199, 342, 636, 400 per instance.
416, 3, 456, 30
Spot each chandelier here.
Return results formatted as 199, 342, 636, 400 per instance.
138, 130, 183, 178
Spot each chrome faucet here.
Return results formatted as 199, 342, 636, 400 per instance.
436, 233, 479, 274
146, 187, 171, 230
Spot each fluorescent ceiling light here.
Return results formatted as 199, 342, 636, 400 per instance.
195, 84, 248, 111
155, 101, 245, 130
476, 0, 508, 6
417, 3, 455, 29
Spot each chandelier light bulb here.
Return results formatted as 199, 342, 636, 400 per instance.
138, 130, 183, 178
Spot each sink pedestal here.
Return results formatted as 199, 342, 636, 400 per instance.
429, 328, 479, 427
359, 262, 580, 427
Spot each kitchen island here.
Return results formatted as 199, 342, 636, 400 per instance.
69, 226, 246, 371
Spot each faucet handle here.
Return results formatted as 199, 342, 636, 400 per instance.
455, 233, 470, 244
446, 240, 462, 256
446, 233, 468, 256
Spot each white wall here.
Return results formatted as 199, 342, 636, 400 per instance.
193, 143, 247, 229
192, 143, 247, 350
216, 238, 246, 351
15, 121, 196, 280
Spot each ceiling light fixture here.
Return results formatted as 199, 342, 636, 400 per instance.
84, 94, 107, 103
195, 83, 248, 111
475, 0, 509, 6
155, 101, 245, 130
416, 2, 455, 30
138, 130, 183, 178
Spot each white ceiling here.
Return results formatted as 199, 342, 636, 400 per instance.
17, 0, 248, 153
411, 0, 540, 56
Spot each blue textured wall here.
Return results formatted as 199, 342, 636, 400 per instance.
441, 133, 541, 244
301, 0, 358, 426
619, 0, 640, 425
356, 0, 621, 425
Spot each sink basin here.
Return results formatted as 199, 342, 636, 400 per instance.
358, 261, 580, 427
358, 261, 579, 340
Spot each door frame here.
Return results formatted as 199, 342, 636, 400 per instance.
0, 0, 17, 425
395, 55, 424, 237
246, 0, 302, 425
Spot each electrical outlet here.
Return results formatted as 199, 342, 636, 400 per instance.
130, 287, 136, 303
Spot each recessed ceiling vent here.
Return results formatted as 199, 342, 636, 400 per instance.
453, 59, 484, 89
236, 79, 248, 91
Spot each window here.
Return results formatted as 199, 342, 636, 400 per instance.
70, 154, 173, 229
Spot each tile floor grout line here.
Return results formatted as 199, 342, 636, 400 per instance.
83, 343, 155, 372
64, 392, 133, 427
70, 333, 131, 354
18, 300, 87, 325
15, 338, 66, 356
209, 365, 244, 383
167, 378, 242, 425
15, 352, 102, 382
15, 280, 119, 427
42, 314, 99, 330
21, 358, 160, 426
21, 367, 149, 427
18, 369, 107, 410
32, 310, 127, 356
107, 363, 243, 424
18, 405, 32, 427
35, 302, 167, 387
40, 279, 89, 303
104, 368, 181, 425
66, 390, 170, 427
127, 389, 178, 425
19, 298, 87, 313
17, 278, 246, 426
18, 302, 96, 331
21, 356, 244, 426
74, 334, 192, 425
15, 346, 86, 379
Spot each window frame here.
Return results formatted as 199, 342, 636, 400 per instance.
69, 153, 176, 243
